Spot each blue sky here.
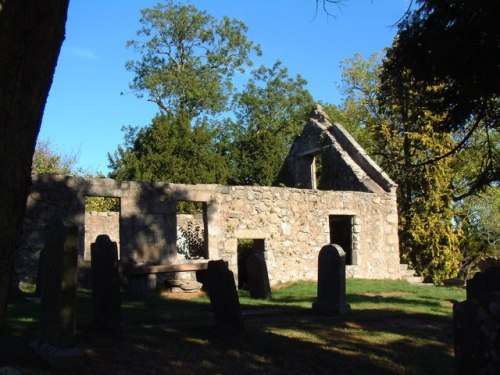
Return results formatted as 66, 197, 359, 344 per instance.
39, 0, 409, 175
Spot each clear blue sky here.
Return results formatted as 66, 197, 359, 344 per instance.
39, 0, 409, 175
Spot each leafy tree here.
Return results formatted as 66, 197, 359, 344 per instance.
323, 53, 383, 155
381, 0, 499, 196
455, 187, 500, 278
109, 113, 230, 185
32, 139, 77, 175
126, 0, 260, 119
0, 0, 69, 327
111, 1, 261, 186
32, 139, 119, 212
225, 61, 314, 185
336, 53, 462, 283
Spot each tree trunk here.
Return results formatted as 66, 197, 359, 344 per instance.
0, 0, 70, 327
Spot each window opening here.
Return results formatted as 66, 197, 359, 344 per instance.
176, 201, 208, 259
84, 196, 120, 260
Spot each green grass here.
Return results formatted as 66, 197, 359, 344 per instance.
1, 280, 465, 374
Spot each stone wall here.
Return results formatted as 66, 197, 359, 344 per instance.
17, 174, 402, 286
84, 211, 120, 260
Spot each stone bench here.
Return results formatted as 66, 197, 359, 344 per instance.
126, 260, 210, 298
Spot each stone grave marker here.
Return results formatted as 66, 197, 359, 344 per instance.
205, 260, 243, 334
454, 267, 500, 374
246, 252, 272, 299
312, 244, 351, 314
31, 219, 84, 370
91, 234, 122, 336
466, 266, 500, 301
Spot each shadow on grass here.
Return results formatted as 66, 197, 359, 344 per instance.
1, 284, 458, 374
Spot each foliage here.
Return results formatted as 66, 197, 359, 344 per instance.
108, 113, 230, 184
112, 1, 266, 185
323, 53, 383, 157
84, 196, 120, 212
32, 140, 119, 212
31, 139, 77, 175
381, 0, 499, 196
116, 2, 313, 187
337, 53, 462, 283
224, 61, 314, 185
178, 221, 206, 259
455, 187, 500, 278
126, 0, 260, 119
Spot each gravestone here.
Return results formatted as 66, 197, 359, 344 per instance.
205, 260, 243, 334
31, 219, 84, 370
246, 252, 272, 299
466, 267, 500, 301
312, 244, 351, 314
454, 267, 500, 374
91, 235, 122, 336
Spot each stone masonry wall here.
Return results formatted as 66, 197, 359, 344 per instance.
17, 175, 401, 286
84, 211, 120, 260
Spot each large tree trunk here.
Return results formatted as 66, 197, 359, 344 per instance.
0, 0, 70, 327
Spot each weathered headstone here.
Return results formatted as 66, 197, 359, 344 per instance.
205, 260, 243, 334
312, 244, 351, 314
246, 252, 272, 299
91, 234, 122, 336
466, 267, 500, 301
31, 219, 84, 370
454, 267, 500, 374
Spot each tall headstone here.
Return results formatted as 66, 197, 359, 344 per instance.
31, 219, 84, 370
246, 252, 272, 299
91, 234, 122, 336
312, 244, 351, 314
205, 260, 243, 335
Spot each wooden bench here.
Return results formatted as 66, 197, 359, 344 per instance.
126, 260, 210, 298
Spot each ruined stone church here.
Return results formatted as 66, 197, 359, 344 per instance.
17, 105, 419, 288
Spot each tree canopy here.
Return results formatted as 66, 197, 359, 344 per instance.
225, 61, 314, 186
126, 0, 261, 119
380, 0, 499, 196
108, 113, 230, 184
111, 2, 313, 187
334, 53, 463, 283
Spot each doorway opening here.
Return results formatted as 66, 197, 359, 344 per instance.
237, 239, 265, 289
329, 215, 354, 265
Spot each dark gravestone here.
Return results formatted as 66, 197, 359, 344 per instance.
31, 220, 84, 370
205, 260, 243, 334
91, 235, 122, 336
246, 252, 272, 299
312, 244, 351, 314
466, 267, 500, 301
454, 267, 500, 374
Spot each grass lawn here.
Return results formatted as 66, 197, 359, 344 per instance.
0, 280, 465, 374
